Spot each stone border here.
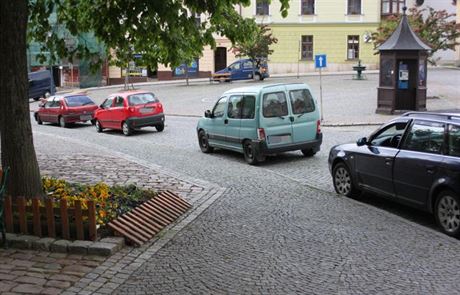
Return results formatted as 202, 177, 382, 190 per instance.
5, 234, 124, 257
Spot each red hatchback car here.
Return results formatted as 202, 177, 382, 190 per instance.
35, 94, 98, 127
94, 90, 165, 136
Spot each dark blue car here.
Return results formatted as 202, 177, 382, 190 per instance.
28, 70, 56, 101
329, 112, 460, 238
212, 59, 269, 82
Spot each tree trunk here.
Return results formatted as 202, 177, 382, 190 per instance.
0, 0, 43, 198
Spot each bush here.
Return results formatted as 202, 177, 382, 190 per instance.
42, 177, 157, 225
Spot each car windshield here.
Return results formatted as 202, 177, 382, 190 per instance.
65, 95, 95, 107
128, 93, 158, 106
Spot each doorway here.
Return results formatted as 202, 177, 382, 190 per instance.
214, 47, 227, 72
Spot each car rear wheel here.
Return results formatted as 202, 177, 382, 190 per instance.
301, 148, 316, 157
243, 140, 265, 165
435, 190, 460, 238
43, 91, 51, 99
59, 116, 67, 128
254, 73, 261, 81
332, 162, 360, 197
198, 130, 214, 153
122, 121, 132, 136
36, 114, 43, 125
155, 123, 164, 132
95, 120, 103, 133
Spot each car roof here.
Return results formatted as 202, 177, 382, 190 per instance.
222, 83, 310, 95
401, 112, 460, 124
109, 90, 152, 97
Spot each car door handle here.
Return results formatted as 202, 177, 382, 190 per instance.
289, 116, 294, 122
224, 119, 228, 124
384, 157, 393, 166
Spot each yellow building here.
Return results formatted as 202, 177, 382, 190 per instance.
238, 0, 381, 74
156, 0, 382, 80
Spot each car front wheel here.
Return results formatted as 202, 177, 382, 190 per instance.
36, 114, 43, 125
59, 116, 67, 128
198, 130, 213, 153
435, 190, 460, 238
122, 121, 132, 136
95, 120, 103, 133
332, 162, 360, 197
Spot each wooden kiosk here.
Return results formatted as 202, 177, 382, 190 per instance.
376, 7, 431, 114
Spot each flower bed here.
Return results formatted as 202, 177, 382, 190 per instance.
42, 177, 157, 226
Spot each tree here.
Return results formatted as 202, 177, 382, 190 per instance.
372, 7, 460, 65
231, 24, 278, 80
0, 0, 290, 198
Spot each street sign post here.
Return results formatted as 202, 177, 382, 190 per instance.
315, 54, 327, 121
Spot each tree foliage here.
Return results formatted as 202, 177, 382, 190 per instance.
372, 7, 460, 65
28, 0, 290, 70
231, 24, 278, 64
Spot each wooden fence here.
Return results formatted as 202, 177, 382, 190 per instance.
3, 196, 97, 241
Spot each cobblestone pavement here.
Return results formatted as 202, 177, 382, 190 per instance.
0, 249, 105, 294
29, 68, 460, 125
0, 129, 224, 294
22, 115, 460, 294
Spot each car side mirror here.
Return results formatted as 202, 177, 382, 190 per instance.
227, 67, 231, 71
99, 104, 104, 109
356, 137, 368, 146
204, 110, 212, 118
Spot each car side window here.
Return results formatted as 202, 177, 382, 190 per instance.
263, 92, 288, 118
227, 95, 243, 119
448, 125, 460, 157
229, 62, 241, 71
242, 61, 253, 69
102, 98, 114, 109
289, 89, 315, 114
212, 97, 228, 118
401, 121, 445, 154
44, 100, 54, 108
241, 96, 256, 119
370, 122, 408, 148
114, 96, 124, 107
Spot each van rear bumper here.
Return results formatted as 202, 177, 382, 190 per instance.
256, 133, 323, 155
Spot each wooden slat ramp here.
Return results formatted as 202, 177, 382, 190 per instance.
108, 191, 192, 246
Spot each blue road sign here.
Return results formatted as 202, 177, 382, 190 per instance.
315, 54, 327, 68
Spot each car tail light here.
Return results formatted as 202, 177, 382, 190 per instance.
316, 120, 321, 134
157, 103, 163, 113
257, 128, 266, 141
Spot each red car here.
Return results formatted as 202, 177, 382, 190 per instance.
35, 94, 98, 127
94, 90, 165, 136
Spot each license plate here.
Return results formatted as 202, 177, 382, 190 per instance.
140, 107, 153, 114
268, 135, 291, 144
80, 115, 92, 121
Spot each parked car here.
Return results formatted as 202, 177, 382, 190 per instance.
197, 83, 322, 164
94, 90, 165, 136
28, 70, 56, 101
212, 59, 269, 82
34, 93, 98, 127
328, 112, 460, 238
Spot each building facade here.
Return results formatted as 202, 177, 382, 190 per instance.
240, 0, 381, 74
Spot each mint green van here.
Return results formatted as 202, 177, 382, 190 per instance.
196, 83, 322, 164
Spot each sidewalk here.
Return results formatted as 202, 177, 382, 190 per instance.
0, 152, 225, 294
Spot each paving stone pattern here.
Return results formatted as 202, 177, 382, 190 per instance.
0, 249, 105, 294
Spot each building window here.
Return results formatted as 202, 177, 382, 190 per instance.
256, 0, 269, 15
301, 0, 315, 15
301, 35, 314, 60
347, 0, 361, 15
347, 35, 359, 60
382, 0, 405, 15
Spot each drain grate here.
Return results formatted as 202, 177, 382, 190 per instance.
108, 190, 192, 246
